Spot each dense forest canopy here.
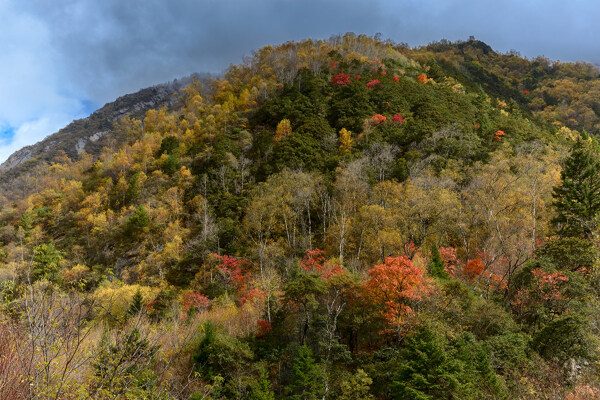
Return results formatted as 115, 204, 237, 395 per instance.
1, 33, 600, 399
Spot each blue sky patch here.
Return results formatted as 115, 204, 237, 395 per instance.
0, 124, 14, 146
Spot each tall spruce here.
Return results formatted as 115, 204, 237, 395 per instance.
552, 134, 600, 239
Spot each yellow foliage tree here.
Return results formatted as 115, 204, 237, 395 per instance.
274, 119, 292, 142
339, 128, 353, 154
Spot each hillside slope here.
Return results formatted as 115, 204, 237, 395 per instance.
0, 35, 599, 399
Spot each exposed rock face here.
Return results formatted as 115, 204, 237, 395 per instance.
0, 73, 214, 203
0, 84, 177, 173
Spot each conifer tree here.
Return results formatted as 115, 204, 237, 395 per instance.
285, 345, 324, 400
128, 288, 144, 316
249, 367, 275, 400
428, 244, 448, 279
340, 369, 374, 400
552, 134, 600, 239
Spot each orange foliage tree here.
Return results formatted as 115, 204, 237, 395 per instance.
363, 256, 429, 336
463, 258, 485, 281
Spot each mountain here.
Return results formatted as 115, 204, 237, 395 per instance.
0, 74, 214, 202
0, 34, 599, 399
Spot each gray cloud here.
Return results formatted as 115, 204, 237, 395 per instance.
1, 0, 599, 161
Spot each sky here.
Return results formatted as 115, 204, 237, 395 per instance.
1, 0, 599, 162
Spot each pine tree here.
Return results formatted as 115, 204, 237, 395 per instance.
428, 244, 448, 279
552, 135, 600, 239
285, 345, 324, 400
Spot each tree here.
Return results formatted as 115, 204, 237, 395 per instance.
126, 205, 150, 235
391, 326, 460, 400
274, 119, 292, 142
128, 288, 144, 316
31, 242, 64, 282
339, 369, 374, 400
428, 244, 448, 279
552, 137, 600, 239
249, 367, 275, 400
285, 345, 324, 400
338, 128, 353, 154
363, 256, 429, 337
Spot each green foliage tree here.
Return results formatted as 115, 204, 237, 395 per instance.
532, 314, 599, 365
552, 137, 600, 239
391, 326, 502, 400
339, 369, 375, 400
128, 288, 144, 316
32, 242, 64, 281
391, 326, 460, 399
285, 345, 324, 400
126, 205, 150, 235
428, 244, 448, 279
249, 367, 275, 400
92, 328, 159, 397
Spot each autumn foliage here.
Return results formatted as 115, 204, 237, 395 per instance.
331, 73, 351, 86
393, 114, 404, 123
370, 114, 387, 125
274, 118, 292, 142
366, 79, 381, 89
493, 130, 505, 141
463, 258, 485, 280
363, 256, 429, 330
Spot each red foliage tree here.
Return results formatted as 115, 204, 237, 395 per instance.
512, 268, 569, 319
256, 319, 273, 337
355, 74, 361, 80
182, 291, 211, 318
210, 253, 252, 293
380, 71, 387, 76
300, 248, 327, 273
417, 73, 428, 83
493, 130, 505, 141
331, 73, 351, 86
363, 256, 430, 332
393, 114, 404, 123
439, 247, 460, 277
366, 79, 381, 89
299, 248, 346, 280
393, 76, 400, 82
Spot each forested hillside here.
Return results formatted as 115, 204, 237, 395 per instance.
1, 34, 600, 399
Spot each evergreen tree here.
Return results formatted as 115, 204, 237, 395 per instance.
249, 367, 275, 400
126, 205, 150, 235
193, 322, 217, 378
285, 345, 324, 400
391, 326, 460, 400
552, 135, 600, 239
339, 369, 374, 400
128, 288, 144, 316
428, 244, 448, 279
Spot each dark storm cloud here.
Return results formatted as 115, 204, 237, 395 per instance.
2, 0, 600, 161
20, 0, 384, 104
